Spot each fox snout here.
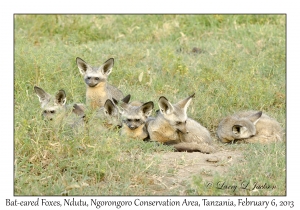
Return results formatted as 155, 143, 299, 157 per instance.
42, 110, 56, 121
176, 121, 189, 134
124, 119, 142, 130
175, 121, 189, 134
177, 127, 189, 134
42, 114, 53, 121
85, 77, 104, 87
128, 124, 138, 130
127, 121, 139, 130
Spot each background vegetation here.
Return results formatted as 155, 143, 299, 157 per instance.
14, 14, 286, 195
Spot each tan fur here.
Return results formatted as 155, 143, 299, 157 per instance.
217, 110, 284, 144
147, 115, 180, 142
121, 124, 148, 139
128, 101, 143, 107
147, 94, 215, 153
86, 82, 108, 109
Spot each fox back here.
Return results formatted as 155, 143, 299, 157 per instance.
147, 93, 214, 153
76, 57, 124, 109
217, 110, 284, 144
119, 95, 154, 140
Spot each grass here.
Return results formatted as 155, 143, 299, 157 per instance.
14, 14, 286, 195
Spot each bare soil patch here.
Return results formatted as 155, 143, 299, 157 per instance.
149, 146, 244, 195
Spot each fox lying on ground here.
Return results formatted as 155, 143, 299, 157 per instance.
95, 98, 122, 129
77, 99, 122, 140
217, 110, 284, 144
76, 57, 124, 109
34, 86, 85, 128
147, 93, 215, 153
118, 94, 154, 140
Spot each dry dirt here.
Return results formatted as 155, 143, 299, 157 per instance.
148, 145, 245, 195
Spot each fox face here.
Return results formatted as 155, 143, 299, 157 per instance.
76, 57, 114, 88
158, 93, 195, 134
34, 86, 67, 121
119, 95, 154, 130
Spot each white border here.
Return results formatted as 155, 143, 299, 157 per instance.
2, 1, 299, 209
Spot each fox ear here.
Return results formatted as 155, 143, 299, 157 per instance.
112, 98, 118, 105
121, 94, 131, 104
140, 101, 154, 117
176, 93, 195, 113
248, 111, 262, 125
55, 90, 67, 106
158, 96, 174, 115
232, 125, 243, 135
34, 86, 51, 103
104, 99, 116, 116
101, 58, 114, 75
73, 103, 85, 117
232, 125, 248, 136
76, 57, 91, 75
119, 95, 131, 111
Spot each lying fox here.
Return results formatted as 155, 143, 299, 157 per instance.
147, 93, 215, 153
34, 86, 85, 127
76, 57, 124, 109
78, 98, 122, 140
119, 94, 154, 140
217, 110, 284, 144
94, 98, 122, 129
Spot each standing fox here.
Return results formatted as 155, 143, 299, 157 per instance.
76, 57, 124, 109
119, 94, 154, 140
34, 86, 85, 127
217, 110, 284, 144
147, 93, 215, 153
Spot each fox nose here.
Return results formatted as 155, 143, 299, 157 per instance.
129, 125, 136, 130
177, 128, 189, 134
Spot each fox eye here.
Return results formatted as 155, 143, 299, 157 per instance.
43, 110, 47, 114
50, 110, 55, 114
134, 119, 140, 122
87, 77, 91, 79
176, 121, 182, 125
127, 119, 132, 122
95, 77, 100, 80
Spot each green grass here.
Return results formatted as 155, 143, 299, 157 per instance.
14, 14, 286, 195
